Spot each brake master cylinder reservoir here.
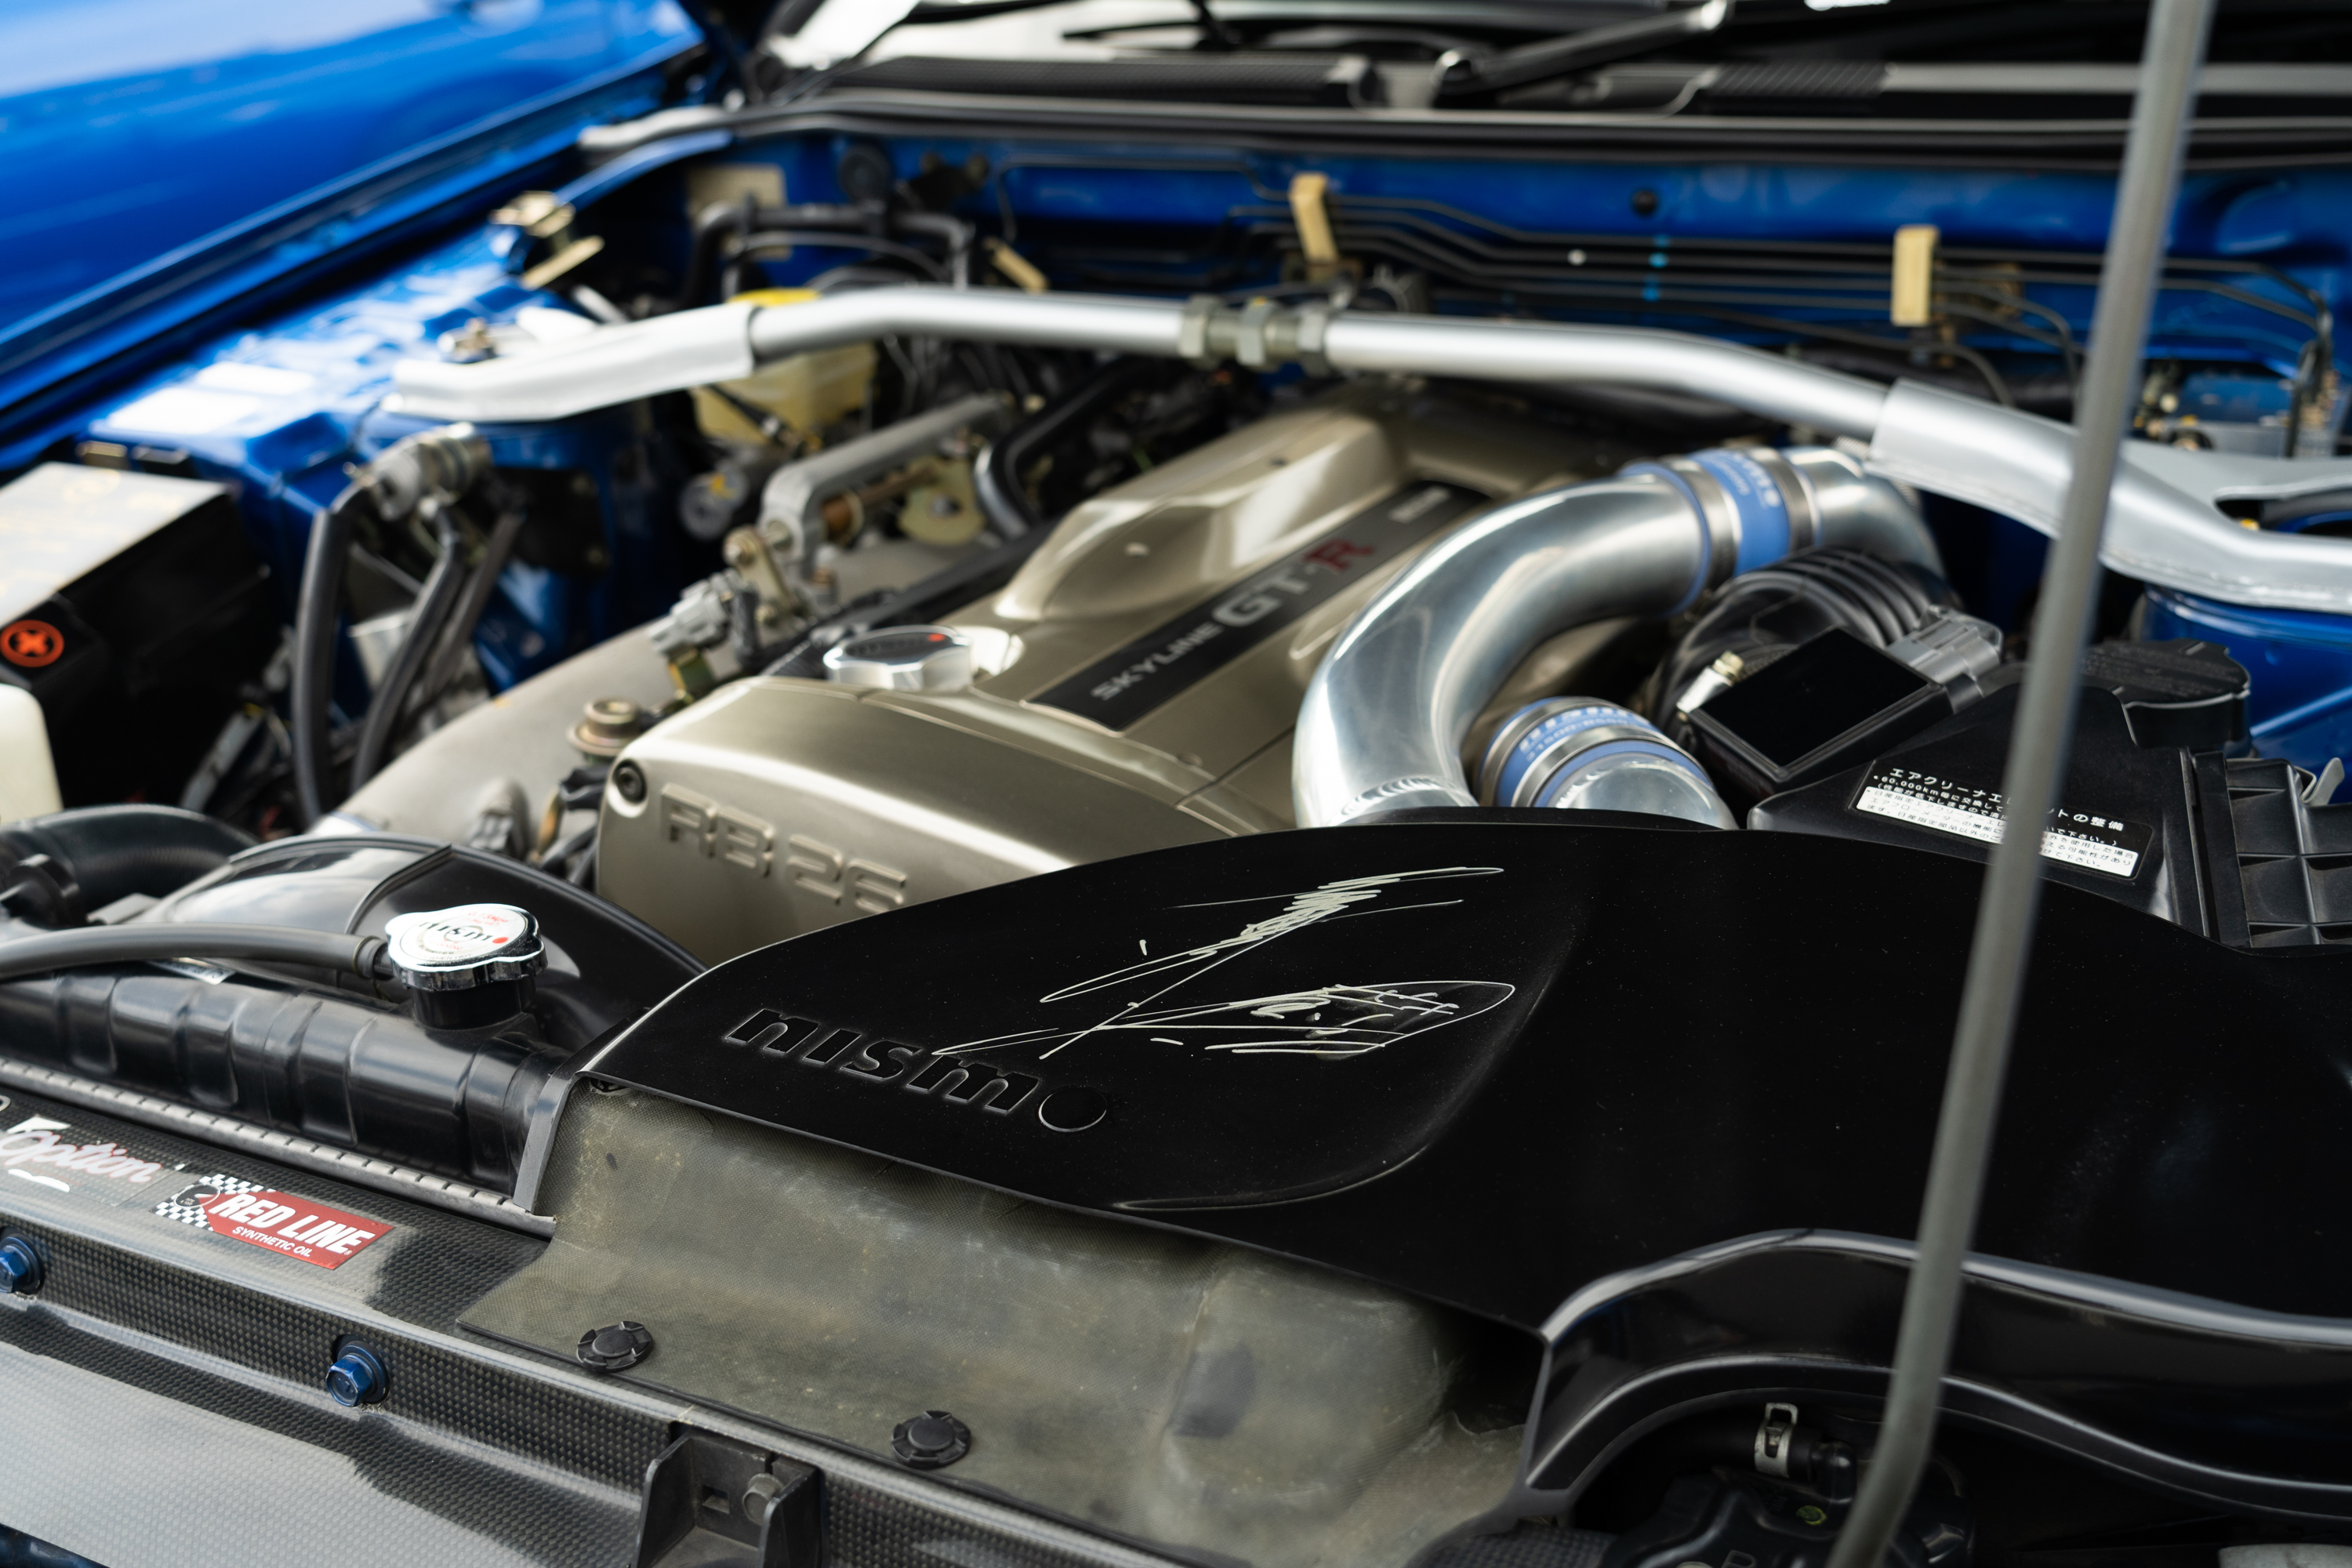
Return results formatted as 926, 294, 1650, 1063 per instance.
690, 289, 875, 444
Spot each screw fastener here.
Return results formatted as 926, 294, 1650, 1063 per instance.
892, 1410, 971, 1469
0, 1236, 42, 1295
578, 1320, 653, 1373
326, 1341, 388, 1406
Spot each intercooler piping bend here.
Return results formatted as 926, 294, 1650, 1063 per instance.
1290, 446, 1940, 826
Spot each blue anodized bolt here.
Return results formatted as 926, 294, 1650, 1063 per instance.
0, 1236, 42, 1295
325, 1341, 388, 1407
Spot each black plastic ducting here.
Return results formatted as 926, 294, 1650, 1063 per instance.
1650, 546, 1958, 753
0, 804, 255, 920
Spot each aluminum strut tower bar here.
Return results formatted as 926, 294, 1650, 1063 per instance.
390, 285, 2352, 615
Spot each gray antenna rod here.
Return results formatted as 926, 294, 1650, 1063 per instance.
1822, 0, 2219, 1563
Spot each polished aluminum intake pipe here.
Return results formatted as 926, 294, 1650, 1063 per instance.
1475, 699, 1737, 829
1290, 447, 1940, 826
387, 285, 2352, 612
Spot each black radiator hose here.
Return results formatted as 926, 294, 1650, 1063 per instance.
0, 833, 698, 1193
346, 506, 468, 793
290, 427, 490, 826
290, 481, 372, 829
972, 354, 1166, 539
0, 923, 392, 986
0, 805, 253, 917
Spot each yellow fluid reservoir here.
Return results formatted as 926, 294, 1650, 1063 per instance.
690, 289, 876, 443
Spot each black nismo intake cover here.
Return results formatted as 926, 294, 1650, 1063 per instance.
586, 818, 2352, 1332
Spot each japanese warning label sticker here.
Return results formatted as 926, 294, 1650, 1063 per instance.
154, 1176, 392, 1269
1853, 762, 2149, 879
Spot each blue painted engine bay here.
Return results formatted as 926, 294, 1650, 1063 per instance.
6, 5, 2352, 1565
16, 125, 2352, 784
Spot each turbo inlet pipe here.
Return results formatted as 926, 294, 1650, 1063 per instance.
1290, 446, 1940, 826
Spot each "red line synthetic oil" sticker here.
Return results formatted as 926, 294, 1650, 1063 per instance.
154, 1175, 393, 1269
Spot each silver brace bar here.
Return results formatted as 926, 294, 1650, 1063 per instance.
388, 284, 2352, 614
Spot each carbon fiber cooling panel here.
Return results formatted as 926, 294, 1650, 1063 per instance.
0, 1086, 1258, 1567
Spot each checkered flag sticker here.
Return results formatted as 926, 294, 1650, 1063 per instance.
154, 1173, 267, 1226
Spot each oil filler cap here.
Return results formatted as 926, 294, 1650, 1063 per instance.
382, 903, 546, 992
823, 625, 974, 692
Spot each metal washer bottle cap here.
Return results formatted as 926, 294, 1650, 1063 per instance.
822, 625, 974, 692
382, 904, 546, 992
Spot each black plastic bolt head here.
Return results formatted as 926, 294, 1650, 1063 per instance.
837, 143, 896, 207
578, 1320, 653, 1373
612, 760, 648, 804
891, 1410, 971, 1469
1630, 187, 1661, 217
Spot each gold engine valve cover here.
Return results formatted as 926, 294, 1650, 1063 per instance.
599, 383, 1620, 963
